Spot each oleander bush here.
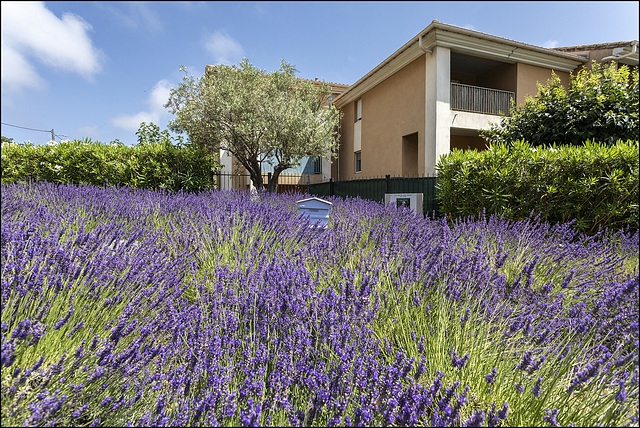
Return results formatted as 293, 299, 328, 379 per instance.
0, 123, 219, 193
436, 139, 639, 234
1, 181, 638, 426
480, 63, 639, 147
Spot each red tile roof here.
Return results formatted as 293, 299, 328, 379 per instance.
554, 41, 637, 52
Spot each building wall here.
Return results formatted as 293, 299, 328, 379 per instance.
515, 63, 571, 105
339, 55, 426, 180
335, 97, 355, 180
425, 46, 452, 176
334, 50, 579, 180
450, 134, 488, 151
477, 63, 517, 93
563, 48, 616, 74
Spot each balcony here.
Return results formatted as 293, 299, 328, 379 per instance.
450, 82, 514, 116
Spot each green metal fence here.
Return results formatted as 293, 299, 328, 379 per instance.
309, 175, 440, 217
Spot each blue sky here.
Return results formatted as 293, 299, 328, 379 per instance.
2, 1, 638, 146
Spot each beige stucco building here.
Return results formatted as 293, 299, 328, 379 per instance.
330, 20, 638, 180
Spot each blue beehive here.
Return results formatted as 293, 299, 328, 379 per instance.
297, 197, 332, 229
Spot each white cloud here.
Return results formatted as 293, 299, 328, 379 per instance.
253, 4, 268, 19
1, 38, 45, 91
463, 24, 476, 31
75, 125, 100, 139
111, 79, 172, 132
1, 1, 103, 92
177, 2, 208, 12
542, 40, 559, 49
203, 30, 245, 65
100, 2, 162, 33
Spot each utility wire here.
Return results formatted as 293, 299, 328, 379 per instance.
2, 122, 70, 141
1, 122, 52, 133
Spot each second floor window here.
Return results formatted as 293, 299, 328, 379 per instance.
355, 151, 361, 173
354, 99, 362, 122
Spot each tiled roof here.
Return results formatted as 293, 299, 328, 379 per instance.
303, 78, 350, 89
554, 41, 638, 52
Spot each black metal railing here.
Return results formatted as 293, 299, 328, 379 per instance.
216, 172, 324, 193
450, 82, 514, 116
214, 172, 441, 217
309, 174, 440, 217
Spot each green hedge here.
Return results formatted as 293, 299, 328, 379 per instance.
1, 128, 219, 193
436, 140, 639, 233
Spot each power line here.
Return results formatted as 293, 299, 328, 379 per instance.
1, 122, 52, 133
2, 122, 70, 141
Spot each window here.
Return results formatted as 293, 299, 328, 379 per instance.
313, 156, 322, 174
354, 99, 362, 122
355, 151, 361, 173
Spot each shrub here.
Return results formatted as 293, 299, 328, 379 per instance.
481, 63, 639, 146
1, 123, 220, 193
436, 139, 639, 233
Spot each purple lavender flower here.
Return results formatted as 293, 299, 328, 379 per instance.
533, 376, 543, 397
71, 404, 89, 418
527, 355, 546, 374
438, 381, 460, 411
560, 270, 574, 288
461, 306, 471, 323
543, 408, 559, 426
567, 360, 602, 393
240, 398, 261, 427
11, 318, 33, 341
430, 371, 444, 397
417, 335, 425, 353
53, 308, 74, 330
66, 321, 84, 338
615, 380, 627, 403
485, 367, 497, 384
451, 350, 470, 369
465, 410, 486, 427
516, 350, 533, 371
2, 180, 638, 427
30, 322, 46, 345
2, 340, 16, 368
497, 402, 508, 420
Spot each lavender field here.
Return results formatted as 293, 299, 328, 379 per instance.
1, 181, 638, 427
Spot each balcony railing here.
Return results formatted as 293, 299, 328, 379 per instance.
450, 82, 515, 116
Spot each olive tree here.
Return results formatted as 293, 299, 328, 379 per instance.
164, 59, 341, 192
481, 63, 639, 147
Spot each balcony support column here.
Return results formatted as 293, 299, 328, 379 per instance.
425, 45, 451, 176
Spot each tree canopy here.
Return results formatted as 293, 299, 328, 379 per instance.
480, 63, 639, 147
164, 59, 341, 192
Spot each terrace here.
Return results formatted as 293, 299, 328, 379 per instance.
450, 82, 514, 116
450, 51, 517, 117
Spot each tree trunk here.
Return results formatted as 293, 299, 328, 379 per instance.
268, 166, 287, 193
242, 158, 263, 191
249, 168, 264, 191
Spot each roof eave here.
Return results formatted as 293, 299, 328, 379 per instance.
333, 21, 586, 108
